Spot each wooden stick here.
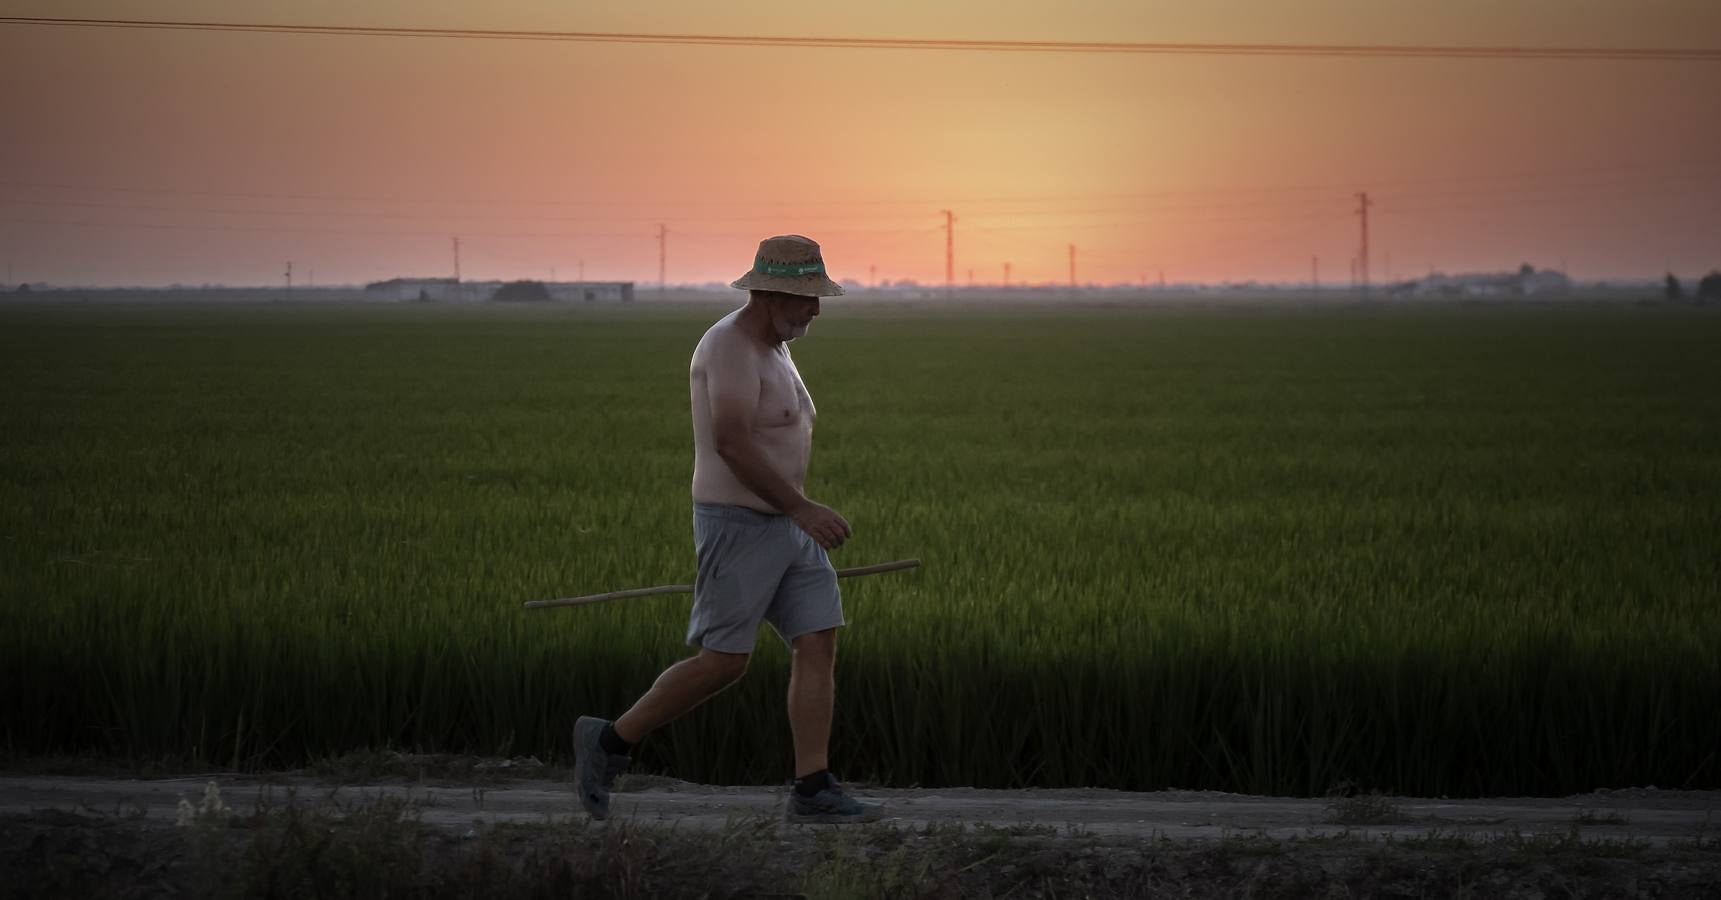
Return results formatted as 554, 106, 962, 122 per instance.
523, 558, 921, 610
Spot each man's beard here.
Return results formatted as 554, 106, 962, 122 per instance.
776, 317, 811, 341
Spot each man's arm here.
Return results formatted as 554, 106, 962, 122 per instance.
706, 339, 851, 550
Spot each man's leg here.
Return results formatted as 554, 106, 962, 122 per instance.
787, 628, 837, 778
782, 627, 877, 823
614, 647, 750, 743
574, 647, 749, 820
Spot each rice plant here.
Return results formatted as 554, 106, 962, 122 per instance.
2, 299, 1717, 796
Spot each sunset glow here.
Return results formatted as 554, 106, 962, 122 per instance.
2, 0, 1718, 287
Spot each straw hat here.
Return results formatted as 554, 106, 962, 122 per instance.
729, 234, 846, 297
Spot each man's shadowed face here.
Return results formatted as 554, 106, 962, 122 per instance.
757, 290, 821, 342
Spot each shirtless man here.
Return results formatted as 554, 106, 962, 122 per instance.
573, 235, 877, 824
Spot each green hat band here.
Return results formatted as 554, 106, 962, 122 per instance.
753, 258, 826, 277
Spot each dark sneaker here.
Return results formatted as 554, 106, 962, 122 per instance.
785, 778, 884, 824
572, 715, 630, 820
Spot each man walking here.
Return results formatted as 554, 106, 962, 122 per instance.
573, 235, 878, 824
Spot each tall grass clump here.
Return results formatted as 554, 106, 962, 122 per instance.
2, 299, 1718, 795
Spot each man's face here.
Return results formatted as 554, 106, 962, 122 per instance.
762, 291, 820, 341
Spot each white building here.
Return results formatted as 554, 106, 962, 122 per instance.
545, 281, 634, 303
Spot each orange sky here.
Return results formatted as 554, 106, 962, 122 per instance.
2, 0, 1718, 288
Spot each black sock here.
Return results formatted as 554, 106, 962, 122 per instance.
794, 769, 834, 797
599, 722, 634, 756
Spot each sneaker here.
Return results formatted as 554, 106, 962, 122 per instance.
785, 776, 884, 824
572, 715, 630, 820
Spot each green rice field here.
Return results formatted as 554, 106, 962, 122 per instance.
2, 297, 1718, 797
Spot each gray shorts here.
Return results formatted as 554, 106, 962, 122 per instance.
688, 503, 845, 653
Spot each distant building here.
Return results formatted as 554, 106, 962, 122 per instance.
1392, 265, 1571, 298
363, 277, 469, 302
363, 278, 633, 303
544, 281, 634, 303
1517, 266, 1572, 295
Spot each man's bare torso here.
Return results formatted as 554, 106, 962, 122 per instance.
690, 309, 815, 511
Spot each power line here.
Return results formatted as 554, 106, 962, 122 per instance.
0, 178, 943, 209
940, 210, 955, 295
3, 16, 1718, 62
0, 196, 950, 225
15, 188, 1706, 244
1355, 191, 1372, 298
5, 173, 1713, 232
963, 207, 1351, 234
4, 161, 1715, 211
0, 216, 650, 240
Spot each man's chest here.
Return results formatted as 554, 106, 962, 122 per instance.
756, 354, 815, 429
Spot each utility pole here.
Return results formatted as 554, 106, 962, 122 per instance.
940, 210, 955, 296
285, 261, 292, 292
1003, 261, 1011, 288
658, 224, 667, 291
452, 237, 461, 281
1311, 255, 1319, 288
1068, 244, 1076, 290
1355, 191, 1371, 298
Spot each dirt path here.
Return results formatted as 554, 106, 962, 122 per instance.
3, 774, 1714, 844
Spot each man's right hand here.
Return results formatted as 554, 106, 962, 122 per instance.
790, 500, 852, 551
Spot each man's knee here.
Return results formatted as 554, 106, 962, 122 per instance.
791, 628, 838, 662
695, 648, 750, 686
